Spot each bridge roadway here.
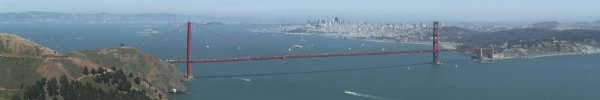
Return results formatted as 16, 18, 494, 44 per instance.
166, 48, 489, 64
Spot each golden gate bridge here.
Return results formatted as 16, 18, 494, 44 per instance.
160, 21, 492, 79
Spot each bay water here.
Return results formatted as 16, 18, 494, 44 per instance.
2, 23, 599, 100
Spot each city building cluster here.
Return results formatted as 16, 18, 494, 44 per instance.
249, 17, 600, 43
281, 17, 435, 42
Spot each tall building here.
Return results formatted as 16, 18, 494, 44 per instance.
334, 17, 340, 23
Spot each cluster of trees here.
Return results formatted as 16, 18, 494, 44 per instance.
82, 66, 106, 75
21, 75, 67, 100
93, 67, 132, 91
18, 67, 152, 100
84, 66, 143, 91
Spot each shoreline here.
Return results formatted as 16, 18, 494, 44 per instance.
358, 39, 458, 49
487, 51, 600, 60
284, 32, 461, 49
356, 38, 600, 61
282, 32, 599, 61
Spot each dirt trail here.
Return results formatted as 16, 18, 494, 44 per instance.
76, 74, 97, 81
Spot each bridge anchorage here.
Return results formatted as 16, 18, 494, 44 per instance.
166, 21, 494, 80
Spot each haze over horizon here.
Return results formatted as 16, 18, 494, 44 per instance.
2, 0, 599, 24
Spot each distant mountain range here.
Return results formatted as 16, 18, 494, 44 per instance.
530, 20, 600, 30
0, 11, 212, 24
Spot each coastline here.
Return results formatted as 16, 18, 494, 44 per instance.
354, 38, 600, 61
486, 51, 600, 60
280, 32, 600, 61
358, 39, 458, 49
276, 32, 461, 49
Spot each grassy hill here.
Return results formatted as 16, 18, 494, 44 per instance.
77, 47, 186, 92
0, 33, 185, 100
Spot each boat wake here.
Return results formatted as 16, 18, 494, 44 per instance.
238, 78, 251, 82
344, 90, 389, 100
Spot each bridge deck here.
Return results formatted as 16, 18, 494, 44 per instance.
166, 48, 489, 64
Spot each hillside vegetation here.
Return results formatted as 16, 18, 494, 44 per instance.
450, 28, 600, 58
0, 33, 185, 100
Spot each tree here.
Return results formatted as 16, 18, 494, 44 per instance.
59, 75, 70, 96
48, 77, 59, 96
128, 72, 134, 78
83, 66, 89, 75
90, 68, 97, 75
97, 67, 105, 74
117, 80, 132, 91
40, 77, 47, 95
25, 78, 46, 100
114, 70, 126, 85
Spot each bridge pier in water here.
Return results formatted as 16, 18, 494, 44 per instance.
432, 21, 441, 65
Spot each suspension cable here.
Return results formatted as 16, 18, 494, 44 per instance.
192, 24, 299, 55
137, 24, 185, 49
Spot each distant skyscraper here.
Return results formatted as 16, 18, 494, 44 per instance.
334, 17, 340, 23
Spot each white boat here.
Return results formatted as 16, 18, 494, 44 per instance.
136, 28, 158, 35
291, 45, 303, 49
240, 78, 251, 82
206, 45, 210, 48
381, 48, 385, 51
288, 48, 292, 51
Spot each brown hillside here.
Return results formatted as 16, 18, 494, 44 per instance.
0, 33, 186, 93
77, 47, 186, 91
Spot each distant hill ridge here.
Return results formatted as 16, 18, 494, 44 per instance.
0, 11, 209, 24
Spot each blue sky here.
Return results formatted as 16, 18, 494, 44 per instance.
2, 0, 599, 23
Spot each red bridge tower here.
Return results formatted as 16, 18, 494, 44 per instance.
186, 21, 193, 79
432, 21, 441, 64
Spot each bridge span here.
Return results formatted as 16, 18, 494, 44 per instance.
163, 21, 493, 79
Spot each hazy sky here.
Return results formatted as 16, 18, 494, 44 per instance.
2, 0, 599, 23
